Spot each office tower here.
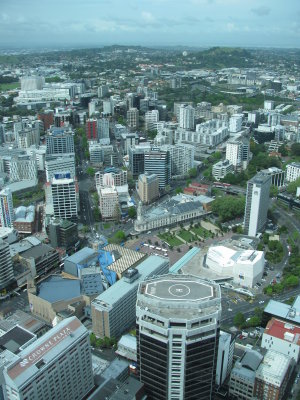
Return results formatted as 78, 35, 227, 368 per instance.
127, 108, 139, 131
98, 84, 109, 98
46, 218, 79, 251
0, 188, 14, 228
145, 110, 159, 131
51, 175, 78, 221
1, 317, 94, 400
97, 118, 110, 142
144, 148, 171, 189
20, 76, 44, 91
46, 131, 74, 155
0, 239, 14, 290
244, 172, 271, 237
128, 143, 151, 177
226, 138, 250, 170
229, 114, 243, 133
86, 119, 98, 141
138, 173, 159, 204
179, 104, 195, 130
92, 256, 169, 339
45, 154, 76, 182
136, 274, 221, 400
98, 187, 119, 220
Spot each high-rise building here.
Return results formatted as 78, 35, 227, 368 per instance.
20, 76, 44, 91
144, 148, 171, 189
95, 168, 127, 189
244, 172, 271, 237
161, 144, 194, 177
0, 188, 14, 228
46, 130, 74, 155
145, 110, 159, 131
51, 175, 78, 221
10, 155, 37, 183
38, 110, 54, 131
16, 128, 40, 149
229, 114, 243, 133
286, 162, 300, 182
226, 138, 250, 170
98, 84, 109, 98
136, 274, 221, 400
98, 187, 119, 221
97, 118, 110, 143
86, 118, 98, 141
88, 101, 96, 117
1, 317, 94, 400
138, 173, 159, 204
45, 154, 76, 182
179, 104, 195, 130
0, 239, 14, 290
128, 143, 151, 177
127, 108, 139, 131
46, 218, 79, 251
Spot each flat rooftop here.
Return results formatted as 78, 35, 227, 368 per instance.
38, 275, 81, 303
0, 326, 35, 355
145, 278, 213, 302
256, 350, 291, 387
264, 318, 300, 345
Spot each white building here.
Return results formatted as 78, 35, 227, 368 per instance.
46, 132, 74, 156
229, 114, 243, 133
20, 76, 44, 91
127, 108, 139, 130
264, 100, 275, 110
145, 110, 159, 132
206, 245, 264, 288
10, 155, 37, 184
212, 160, 234, 181
244, 172, 271, 237
45, 154, 76, 182
179, 104, 195, 130
175, 119, 228, 146
88, 100, 97, 117
99, 187, 119, 220
216, 331, 235, 386
95, 168, 127, 189
2, 317, 94, 400
16, 129, 40, 149
261, 167, 286, 189
225, 138, 250, 170
286, 162, 300, 183
51, 176, 78, 221
0, 188, 14, 228
161, 143, 194, 177
262, 318, 300, 363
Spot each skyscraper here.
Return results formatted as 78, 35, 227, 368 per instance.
136, 274, 221, 400
144, 148, 171, 189
0, 239, 14, 290
85, 118, 98, 141
179, 104, 195, 130
127, 108, 139, 131
0, 188, 14, 228
51, 175, 78, 221
244, 172, 271, 237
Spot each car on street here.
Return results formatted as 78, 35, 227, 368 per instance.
259, 300, 264, 304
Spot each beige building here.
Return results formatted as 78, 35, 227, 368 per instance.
98, 186, 119, 220
138, 173, 159, 204
127, 107, 139, 131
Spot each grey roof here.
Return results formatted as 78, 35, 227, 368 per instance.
38, 275, 81, 303
0, 326, 35, 354
264, 296, 300, 324
0, 310, 46, 334
65, 247, 96, 265
240, 349, 263, 371
20, 243, 55, 260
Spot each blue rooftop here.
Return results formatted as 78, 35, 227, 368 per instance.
38, 276, 81, 303
65, 247, 96, 265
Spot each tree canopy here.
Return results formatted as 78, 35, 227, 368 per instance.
211, 195, 245, 222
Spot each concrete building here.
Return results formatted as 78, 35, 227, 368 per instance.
63, 247, 98, 278
95, 167, 127, 189
116, 334, 137, 362
51, 175, 78, 221
98, 84, 109, 98
13, 205, 35, 235
229, 349, 263, 400
120, 133, 139, 155
262, 318, 300, 363
0, 188, 14, 228
128, 143, 151, 177
262, 296, 300, 328
0, 239, 14, 290
176, 120, 228, 146
134, 193, 213, 233
225, 138, 250, 170
127, 108, 139, 131
229, 114, 243, 133
45, 154, 75, 182
254, 350, 294, 400
286, 162, 300, 183
20, 76, 44, 91
216, 331, 235, 387
86, 118, 98, 141
261, 167, 286, 189
161, 144, 194, 178
244, 172, 271, 237
264, 100, 275, 110
46, 129, 75, 156
97, 118, 110, 143
16, 128, 40, 149
144, 148, 171, 189
1, 317, 94, 400
99, 187, 119, 221
91, 256, 169, 339
145, 110, 159, 131
10, 155, 37, 184
206, 245, 264, 288
136, 274, 221, 400
18, 243, 60, 276
212, 159, 234, 181
179, 104, 195, 130
137, 173, 159, 204
46, 218, 78, 251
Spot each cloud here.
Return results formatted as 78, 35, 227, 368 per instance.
141, 11, 155, 22
251, 6, 270, 16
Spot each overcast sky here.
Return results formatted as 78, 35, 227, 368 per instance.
1, 0, 300, 49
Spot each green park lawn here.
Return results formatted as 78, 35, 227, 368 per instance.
0, 82, 20, 91
158, 233, 182, 247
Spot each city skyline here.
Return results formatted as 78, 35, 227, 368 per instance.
1, 0, 300, 49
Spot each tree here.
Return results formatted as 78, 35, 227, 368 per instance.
284, 275, 299, 288
115, 230, 126, 241
128, 207, 137, 219
86, 167, 95, 177
269, 185, 278, 197
211, 195, 245, 222
287, 177, 300, 195
278, 144, 288, 157
188, 168, 197, 178
114, 204, 121, 223
165, 185, 171, 193
175, 187, 183, 194
93, 207, 101, 222
291, 143, 300, 156
233, 312, 245, 328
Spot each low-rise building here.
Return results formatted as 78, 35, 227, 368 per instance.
116, 334, 137, 362
46, 218, 78, 251
13, 205, 35, 235
212, 159, 234, 180
286, 162, 300, 182
262, 318, 300, 362
18, 243, 60, 276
